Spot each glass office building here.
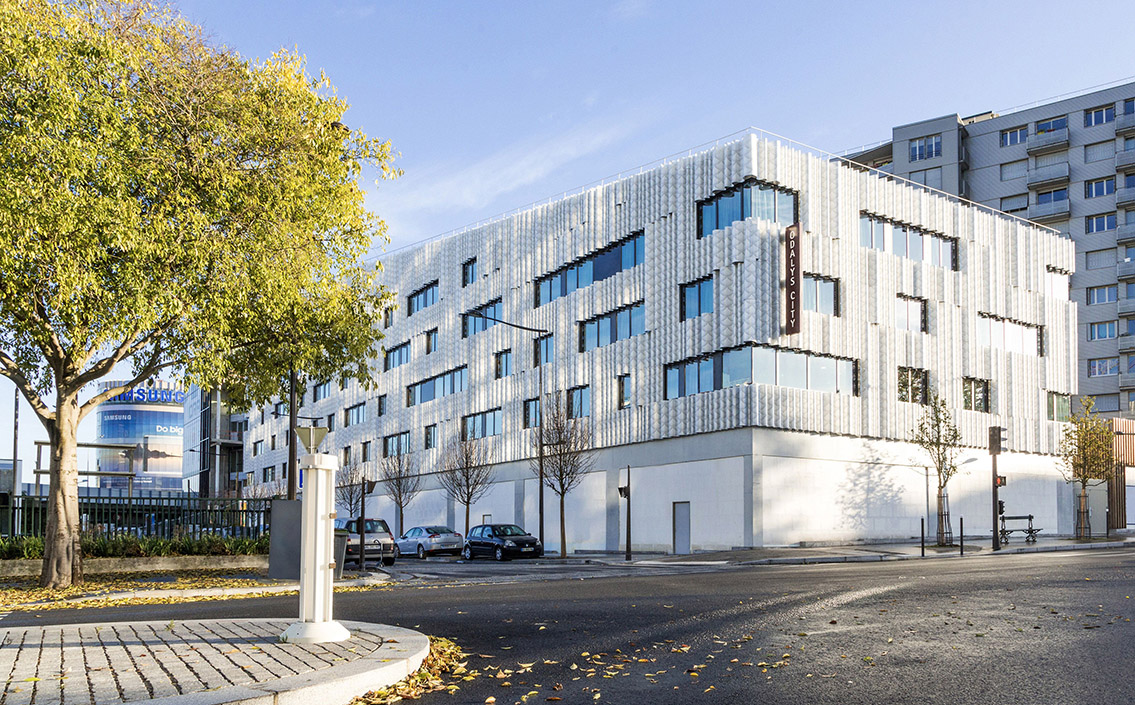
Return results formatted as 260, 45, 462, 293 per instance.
96, 380, 186, 491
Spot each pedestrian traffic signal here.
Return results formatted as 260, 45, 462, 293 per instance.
995, 475, 1007, 488
998, 499, 1005, 515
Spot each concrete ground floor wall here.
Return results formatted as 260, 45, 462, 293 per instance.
357, 427, 1093, 555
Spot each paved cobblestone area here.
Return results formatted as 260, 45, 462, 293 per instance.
0, 618, 426, 705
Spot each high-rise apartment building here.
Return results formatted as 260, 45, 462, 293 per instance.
846, 80, 1135, 415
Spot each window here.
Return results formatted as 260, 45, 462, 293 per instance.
383, 308, 394, 329
1085, 105, 1115, 127
252, 440, 264, 457
616, 374, 631, 409
1036, 116, 1067, 134
897, 367, 929, 404
535, 231, 644, 305
384, 341, 410, 371
1088, 357, 1120, 377
1000, 194, 1028, 214
1037, 187, 1068, 205
270, 434, 276, 451
1047, 392, 1071, 422
376, 395, 387, 417
313, 380, 332, 402
407, 281, 438, 316
895, 295, 928, 332
1127, 137, 1135, 153
1093, 394, 1121, 413
1087, 285, 1118, 305
1000, 160, 1027, 181
909, 134, 942, 162
462, 408, 502, 440
680, 278, 713, 321
523, 398, 541, 428
262, 466, 274, 483
326, 413, 335, 432
383, 431, 410, 457
802, 275, 838, 316
424, 424, 436, 450
361, 440, 371, 463
1086, 249, 1116, 269
534, 334, 554, 366
1127, 98, 1135, 116
1001, 126, 1027, 147
462, 258, 478, 287
1088, 321, 1118, 340
1085, 141, 1116, 163
908, 167, 942, 190
963, 378, 990, 412
665, 344, 856, 399
462, 298, 501, 338
977, 313, 1043, 354
580, 302, 646, 351
567, 386, 590, 419
1127, 172, 1135, 190
344, 402, 367, 427
424, 328, 438, 355
859, 214, 957, 269
341, 446, 351, 468
698, 180, 796, 238
274, 401, 288, 417
1086, 177, 1115, 199
406, 366, 468, 407
494, 349, 512, 379
1086, 214, 1118, 233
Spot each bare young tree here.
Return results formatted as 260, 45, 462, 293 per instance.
438, 436, 493, 536
379, 451, 422, 536
529, 392, 597, 558
242, 477, 287, 500
1058, 396, 1115, 538
335, 463, 366, 519
911, 391, 962, 546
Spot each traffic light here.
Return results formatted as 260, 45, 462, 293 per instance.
998, 499, 1005, 515
995, 475, 1007, 488
988, 426, 1008, 455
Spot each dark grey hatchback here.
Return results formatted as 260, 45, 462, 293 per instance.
461, 524, 543, 561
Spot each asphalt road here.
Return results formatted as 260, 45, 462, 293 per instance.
5, 549, 1134, 705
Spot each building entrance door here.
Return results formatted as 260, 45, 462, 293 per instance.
673, 501, 690, 555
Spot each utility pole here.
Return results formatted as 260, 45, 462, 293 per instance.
537, 363, 545, 546
288, 368, 298, 500
620, 465, 631, 561
12, 387, 19, 493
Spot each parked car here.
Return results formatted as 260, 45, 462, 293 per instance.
334, 517, 396, 567
462, 523, 542, 561
395, 526, 463, 558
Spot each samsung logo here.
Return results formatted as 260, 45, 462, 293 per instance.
106, 388, 186, 405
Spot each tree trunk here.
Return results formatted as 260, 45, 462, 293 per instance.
935, 487, 952, 546
41, 395, 82, 589
464, 502, 470, 537
559, 492, 566, 559
1076, 485, 1091, 539
397, 503, 404, 537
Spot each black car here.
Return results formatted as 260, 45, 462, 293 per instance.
462, 523, 543, 561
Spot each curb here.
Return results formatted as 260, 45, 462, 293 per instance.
735, 539, 1135, 566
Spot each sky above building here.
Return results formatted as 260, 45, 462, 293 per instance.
4, 0, 1135, 478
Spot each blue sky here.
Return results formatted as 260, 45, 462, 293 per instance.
5, 0, 1135, 477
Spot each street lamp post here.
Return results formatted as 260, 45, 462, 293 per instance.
618, 465, 631, 561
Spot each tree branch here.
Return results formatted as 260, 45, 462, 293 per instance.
0, 349, 55, 427
77, 348, 183, 423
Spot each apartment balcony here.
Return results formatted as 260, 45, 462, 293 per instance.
1119, 298, 1135, 317
1026, 162, 1070, 190
1118, 223, 1135, 246
1116, 149, 1135, 171
1115, 186, 1135, 209
1120, 334, 1135, 354
1119, 259, 1135, 281
1117, 111, 1135, 137
1027, 127, 1070, 155
1028, 199, 1070, 223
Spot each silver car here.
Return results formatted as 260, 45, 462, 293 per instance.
335, 518, 396, 567
395, 525, 463, 558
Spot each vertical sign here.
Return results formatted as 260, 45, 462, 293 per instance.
785, 223, 802, 335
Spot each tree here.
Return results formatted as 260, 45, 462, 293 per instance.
379, 451, 422, 537
529, 392, 596, 558
243, 477, 287, 500
1058, 396, 1115, 538
335, 463, 366, 519
911, 391, 962, 545
438, 436, 493, 536
0, 1, 398, 587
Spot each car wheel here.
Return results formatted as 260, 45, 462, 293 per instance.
417, 544, 426, 560
462, 545, 473, 561
382, 556, 396, 567
392, 545, 401, 559
494, 546, 505, 562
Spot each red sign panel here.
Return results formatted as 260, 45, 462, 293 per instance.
785, 223, 802, 335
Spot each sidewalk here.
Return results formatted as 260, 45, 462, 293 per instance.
0, 618, 429, 705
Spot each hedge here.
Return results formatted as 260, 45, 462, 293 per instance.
0, 534, 270, 560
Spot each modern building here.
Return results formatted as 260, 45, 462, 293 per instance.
181, 388, 248, 497
846, 80, 1135, 417
95, 380, 186, 491
222, 128, 1085, 552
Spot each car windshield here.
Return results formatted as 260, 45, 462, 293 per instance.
362, 519, 390, 534
492, 524, 527, 536
426, 526, 453, 534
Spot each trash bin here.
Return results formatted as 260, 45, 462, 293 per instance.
333, 532, 348, 581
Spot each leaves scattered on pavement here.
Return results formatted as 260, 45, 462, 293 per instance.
350, 636, 471, 704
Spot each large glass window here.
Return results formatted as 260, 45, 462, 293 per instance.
567, 386, 590, 419
406, 366, 468, 407
312, 381, 332, 402
1087, 285, 1118, 305
523, 398, 541, 428
534, 334, 554, 366
859, 214, 956, 269
462, 299, 502, 337
407, 281, 438, 316
1036, 116, 1067, 134
535, 232, 644, 306
1085, 105, 1115, 127
1037, 187, 1068, 205
1001, 126, 1027, 147
698, 179, 797, 238
664, 345, 856, 399
1088, 321, 1118, 341
1047, 392, 1071, 422
1086, 178, 1115, 199
802, 275, 838, 316
383, 431, 410, 457
1088, 357, 1120, 377
344, 402, 367, 427
978, 313, 1043, 354
963, 378, 990, 412
384, 341, 410, 371
1086, 214, 1117, 234
462, 408, 502, 440
680, 278, 713, 321
897, 367, 929, 404
909, 134, 942, 162
580, 301, 645, 351
895, 295, 927, 332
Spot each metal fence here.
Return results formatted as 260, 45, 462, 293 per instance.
1, 494, 270, 540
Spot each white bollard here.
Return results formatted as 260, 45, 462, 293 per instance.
280, 453, 351, 644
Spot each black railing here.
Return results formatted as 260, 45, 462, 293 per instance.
1, 494, 270, 540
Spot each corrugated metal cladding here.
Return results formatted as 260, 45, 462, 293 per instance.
254, 135, 1077, 474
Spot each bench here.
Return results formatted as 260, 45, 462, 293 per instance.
999, 514, 1042, 544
